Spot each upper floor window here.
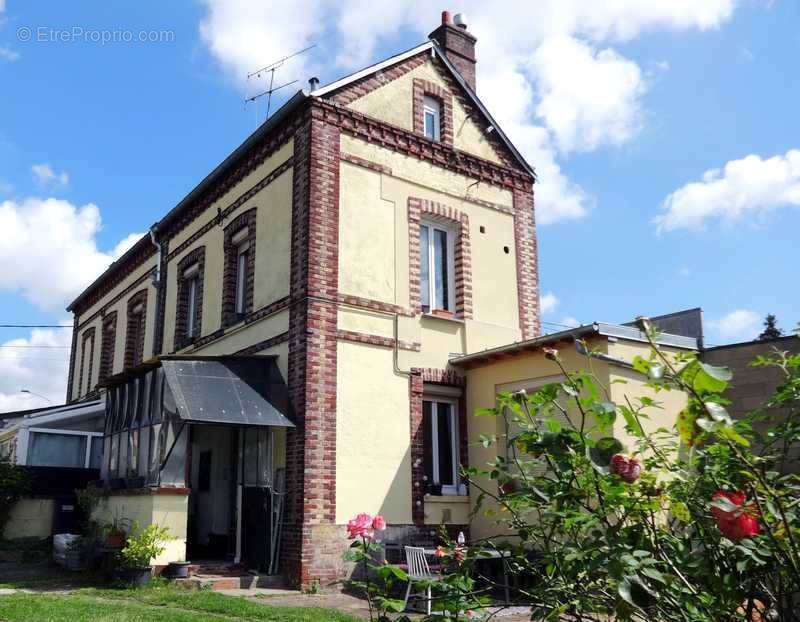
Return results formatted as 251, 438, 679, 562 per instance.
78, 327, 95, 398
98, 312, 117, 384
222, 209, 256, 327
174, 247, 205, 350
423, 95, 441, 141
420, 220, 454, 313
124, 290, 148, 369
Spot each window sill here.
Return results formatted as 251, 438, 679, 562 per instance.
421, 311, 463, 324
425, 494, 469, 504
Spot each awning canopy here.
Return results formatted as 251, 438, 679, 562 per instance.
161, 357, 294, 428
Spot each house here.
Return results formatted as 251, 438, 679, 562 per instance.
63, 10, 538, 585
0, 399, 105, 539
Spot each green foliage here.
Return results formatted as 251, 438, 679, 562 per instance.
0, 458, 30, 536
344, 537, 410, 621
119, 522, 172, 569
457, 329, 800, 621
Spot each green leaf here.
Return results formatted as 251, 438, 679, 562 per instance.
640, 567, 667, 584
618, 575, 653, 609
588, 437, 623, 471
676, 408, 700, 446
682, 360, 732, 394
620, 405, 645, 438
632, 355, 651, 375
718, 426, 750, 447
475, 408, 498, 418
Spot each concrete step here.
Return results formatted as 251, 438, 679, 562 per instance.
175, 572, 287, 591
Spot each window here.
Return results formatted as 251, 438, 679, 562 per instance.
124, 290, 148, 369
175, 247, 205, 350
223, 213, 255, 327
99, 312, 117, 383
423, 96, 441, 141
420, 220, 455, 313
27, 429, 103, 469
422, 398, 463, 495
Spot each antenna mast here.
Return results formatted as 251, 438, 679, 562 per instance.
245, 44, 316, 120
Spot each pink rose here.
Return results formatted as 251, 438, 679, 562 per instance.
434, 546, 446, 558
610, 454, 642, 484
372, 515, 387, 531
347, 513, 375, 540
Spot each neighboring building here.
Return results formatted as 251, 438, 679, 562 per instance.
451, 322, 695, 541
702, 334, 800, 422
64, 12, 539, 585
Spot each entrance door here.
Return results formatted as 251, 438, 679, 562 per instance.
241, 487, 272, 572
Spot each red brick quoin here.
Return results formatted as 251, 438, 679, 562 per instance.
513, 186, 540, 339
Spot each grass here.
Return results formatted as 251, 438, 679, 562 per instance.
0, 583, 362, 621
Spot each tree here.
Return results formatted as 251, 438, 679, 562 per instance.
758, 313, 782, 340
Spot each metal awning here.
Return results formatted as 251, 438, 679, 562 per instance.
161, 357, 294, 428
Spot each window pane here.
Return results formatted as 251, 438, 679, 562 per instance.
425, 111, 436, 139
434, 228, 449, 310
243, 428, 258, 486
187, 278, 197, 337
422, 401, 433, 484
28, 432, 87, 468
109, 433, 119, 474
235, 250, 247, 315
420, 225, 430, 312
437, 403, 455, 486
89, 436, 103, 469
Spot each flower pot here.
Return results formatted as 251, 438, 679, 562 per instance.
166, 561, 191, 579
121, 566, 152, 588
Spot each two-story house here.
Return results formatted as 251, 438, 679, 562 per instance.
65, 11, 541, 586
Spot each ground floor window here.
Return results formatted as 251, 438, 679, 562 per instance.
27, 429, 103, 469
422, 398, 463, 495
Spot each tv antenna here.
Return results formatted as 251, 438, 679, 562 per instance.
245, 44, 316, 120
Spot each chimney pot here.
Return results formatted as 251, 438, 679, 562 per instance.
441, 10, 451, 25
453, 13, 467, 29
308, 76, 319, 91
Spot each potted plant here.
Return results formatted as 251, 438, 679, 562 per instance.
118, 522, 172, 587
165, 560, 192, 579
104, 514, 131, 549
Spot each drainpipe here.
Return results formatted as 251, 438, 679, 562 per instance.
393, 314, 412, 377
149, 225, 164, 354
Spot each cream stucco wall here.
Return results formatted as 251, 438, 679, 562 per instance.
93, 493, 188, 565
335, 341, 413, 525
346, 58, 504, 164
3, 498, 55, 539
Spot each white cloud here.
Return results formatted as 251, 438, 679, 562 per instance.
0, 327, 72, 413
707, 309, 761, 343
560, 316, 582, 329
198, 1, 739, 225
529, 35, 646, 153
540, 292, 559, 314
655, 149, 800, 232
0, 196, 143, 311
0, 44, 18, 62
31, 163, 69, 186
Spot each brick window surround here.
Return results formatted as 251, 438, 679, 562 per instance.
409, 368, 467, 525
412, 78, 453, 146
98, 311, 117, 384
77, 327, 96, 398
124, 289, 148, 369
222, 208, 256, 327
174, 246, 206, 350
408, 197, 472, 319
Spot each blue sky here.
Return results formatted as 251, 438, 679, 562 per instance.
0, 1, 797, 408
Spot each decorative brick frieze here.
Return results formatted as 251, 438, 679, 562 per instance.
328, 53, 427, 106
336, 294, 412, 317
340, 152, 392, 175
221, 208, 257, 328
409, 367, 466, 525
315, 99, 530, 191
173, 246, 206, 351
407, 197, 473, 320
77, 327, 96, 398
98, 311, 118, 384
412, 78, 454, 146
233, 330, 290, 356
336, 329, 420, 352
283, 107, 342, 587
74, 269, 153, 335
124, 289, 148, 369
512, 186, 540, 339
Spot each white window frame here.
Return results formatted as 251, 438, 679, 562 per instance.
424, 397, 464, 495
186, 276, 199, 338
235, 245, 248, 316
26, 427, 104, 469
423, 95, 441, 141
420, 219, 456, 313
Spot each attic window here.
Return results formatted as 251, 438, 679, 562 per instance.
423, 96, 441, 141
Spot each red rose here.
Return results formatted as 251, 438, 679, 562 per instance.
711, 490, 761, 541
610, 454, 642, 483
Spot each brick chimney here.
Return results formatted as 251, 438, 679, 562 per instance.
429, 10, 477, 91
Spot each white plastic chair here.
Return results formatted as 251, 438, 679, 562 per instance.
402, 546, 444, 615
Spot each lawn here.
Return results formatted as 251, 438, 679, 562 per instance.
0, 583, 362, 621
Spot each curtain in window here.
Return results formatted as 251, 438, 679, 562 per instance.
28, 432, 86, 468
